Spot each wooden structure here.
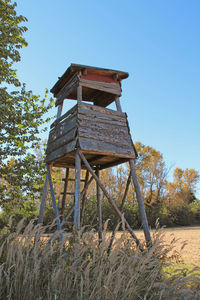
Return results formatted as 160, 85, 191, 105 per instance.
38, 64, 151, 248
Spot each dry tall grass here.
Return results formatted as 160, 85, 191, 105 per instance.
0, 220, 200, 300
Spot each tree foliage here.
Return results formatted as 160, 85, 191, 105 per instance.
0, 0, 53, 220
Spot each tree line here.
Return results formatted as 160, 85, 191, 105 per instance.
0, 0, 199, 230
36, 142, 199, 231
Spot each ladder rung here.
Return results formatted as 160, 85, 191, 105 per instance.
61, 192, 74, 195
62, 178, 86, 182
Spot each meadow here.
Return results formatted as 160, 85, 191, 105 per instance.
131, 226, 200, 266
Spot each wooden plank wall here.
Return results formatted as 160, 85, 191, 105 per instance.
45, 102, 136, 164
45, 106, 78, 163
77, 103, 136, 158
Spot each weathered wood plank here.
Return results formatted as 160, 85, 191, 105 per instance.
51, 104, 77, 128
78, 130, 133, 148
55, 74, 79, 106
79, 79, 121, 94
56, 72, 79, 98
79, 137, 135, 157
56, 80, 79, 106
80, 78, 120, 89
78, 102, 125, 116
78, 125, 131, 142
54, 163, 76, 169
99, 158, 129, 170
78, 110, 126, 124
46, 127, 77, 154
78, 115, 127, 128
78, 106, 126, 123
79, 134, 133, 150
80, 82, 121, 96
46, 139, 77, 163
78, 114, 127, 126
48, 116, 77, 144
79, 122, 130, 136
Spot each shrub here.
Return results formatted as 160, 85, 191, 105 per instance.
169, 205, 194, 226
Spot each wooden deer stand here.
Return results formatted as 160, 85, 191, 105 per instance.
38, 64, 152, 248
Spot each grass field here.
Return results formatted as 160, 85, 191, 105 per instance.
1, 222, 200, 299
131, 226, 200, 266
40, 226, 200, 266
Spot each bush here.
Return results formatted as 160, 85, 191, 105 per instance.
169, 205, 194, 226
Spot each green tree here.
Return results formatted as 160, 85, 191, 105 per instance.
0, 0, 53, 224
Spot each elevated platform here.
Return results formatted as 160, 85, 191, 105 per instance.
46, 102, 137, 169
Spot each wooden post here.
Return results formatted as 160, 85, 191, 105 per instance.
80, 170, 89, 226
79, 151, 143, 250
38, 174, 48, 224
129, 159, 152, 247
115, 96, 122, 112
120, 171, 131, 209
61, 204, 75, 227
61, 168, 69, 216
81, 175, 94, 198
56, 102, 63, 119
46, 164, 62, 241
74, 149, 81, 230
77, 85, 82, 102
114, 96, 151, 247
96, 167, 102, 243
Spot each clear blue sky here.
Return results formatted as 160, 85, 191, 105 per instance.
16, 0, 200, 194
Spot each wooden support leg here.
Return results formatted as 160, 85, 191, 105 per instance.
61, 168, 69, 216
81, 175, 94, 198
107, 172, 131, 254
80, 170, 89, 226
78, 151, 143, 250
61, 204, 75, 227
96, 167, 102, 244
74, 149, 81, 230
38, 174, 48, 224
46, 165, 62, 241
129, 159, 152, 247
115, 96, 122, 112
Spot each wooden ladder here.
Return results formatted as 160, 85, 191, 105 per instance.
60, 168, 90, 226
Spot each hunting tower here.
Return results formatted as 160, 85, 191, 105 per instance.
38, 64, 151, 248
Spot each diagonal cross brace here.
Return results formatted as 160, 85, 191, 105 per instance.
46, 165, 63, 241
78, 150, 143, 250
